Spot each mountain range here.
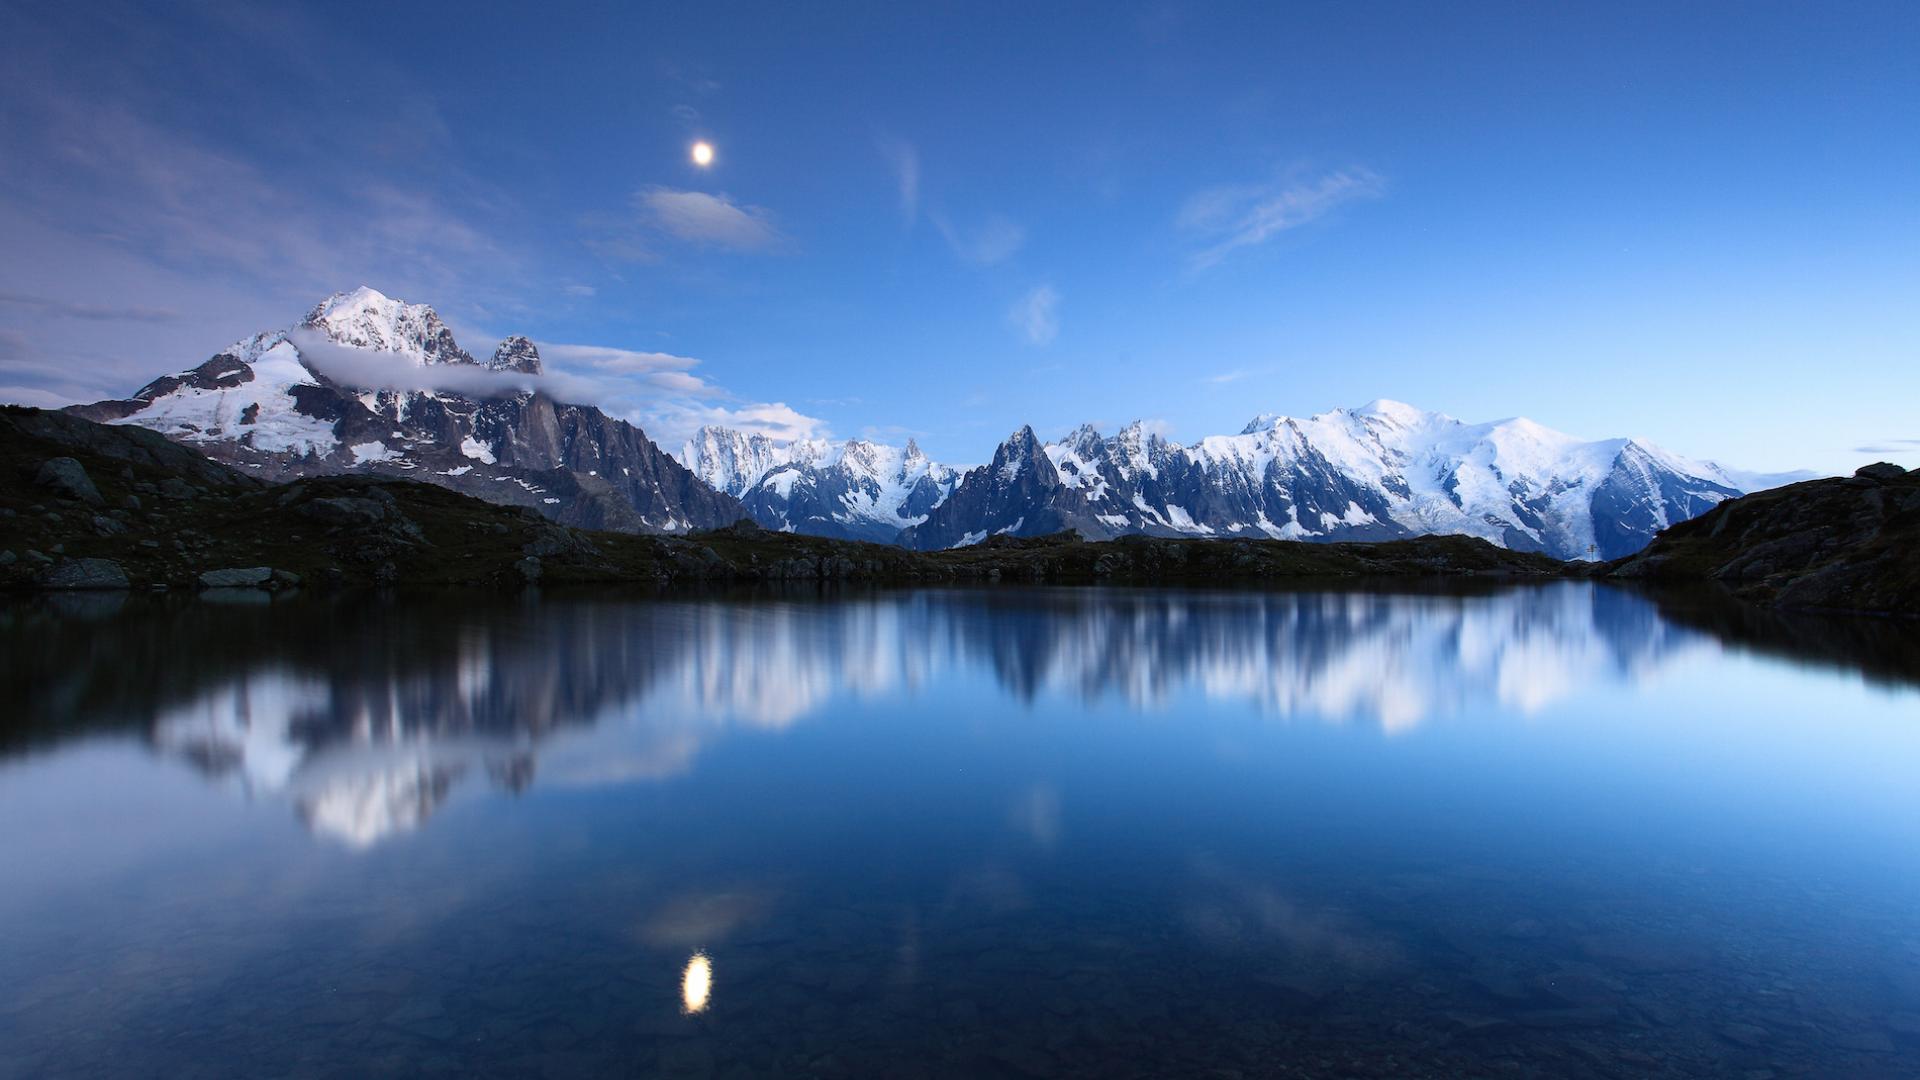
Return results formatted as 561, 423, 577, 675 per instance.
72, 287, 1807, 559
692, 402, 1805, 559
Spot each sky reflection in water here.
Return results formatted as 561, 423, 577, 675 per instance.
1, 583, 1917, 1077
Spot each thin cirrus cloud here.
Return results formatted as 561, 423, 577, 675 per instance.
933, 212, 1027, 266
1180, 167, 1387, 270
876, 137, 920, 226
637, 187, 783, 251
1010, 285, 1060, 346
0, 291, 179, 323
587, 187, 786, 261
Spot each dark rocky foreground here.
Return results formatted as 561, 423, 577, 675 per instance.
1601, 463, 1919, 616
3, 405, 1914, 618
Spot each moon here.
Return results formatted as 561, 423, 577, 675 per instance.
690, 141, 715, 167
681, 951, 712, 1014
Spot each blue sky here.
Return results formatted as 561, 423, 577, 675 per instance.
0, 1, 1914, 472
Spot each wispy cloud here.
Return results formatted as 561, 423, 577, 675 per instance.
0, 5, 528, 405
535, 343, 825, 445
1180, 167, 1386, 270
860, 423, 931, 442
562, 283, 596, 298
1203, 369, 1249, 384
877, 137, 920, 226
636, 187, 783, 252
1010, 285, 1060, 346
538, 342, 726, 396
1853, 439, 1920, 454
0, 384, 71, 408
674, 401, 827, 443
934, 212, 1026, 266
0, 292, 178, 323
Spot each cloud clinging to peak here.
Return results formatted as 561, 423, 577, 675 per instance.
285, 327, 825, 449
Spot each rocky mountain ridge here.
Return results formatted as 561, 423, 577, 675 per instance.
897, 402, 1804, 560
679, 426, 957, 542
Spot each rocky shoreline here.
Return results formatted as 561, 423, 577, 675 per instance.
4, 406, 1912, 617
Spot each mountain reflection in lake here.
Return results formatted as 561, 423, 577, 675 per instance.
2, 583, 1918, 1077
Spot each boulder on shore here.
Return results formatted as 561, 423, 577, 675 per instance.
198, 566, 274, 589
35, 457, 103, 506
45, 558, 130, 590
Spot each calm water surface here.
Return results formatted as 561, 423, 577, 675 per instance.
3, 583, 1919, 1078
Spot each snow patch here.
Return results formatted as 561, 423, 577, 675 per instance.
350, 440, 399, 465
111, 340, 338, 457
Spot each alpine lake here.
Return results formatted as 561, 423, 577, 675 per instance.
3, 582, 1918, 1078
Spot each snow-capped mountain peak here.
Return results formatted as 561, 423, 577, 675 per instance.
677, 426, 959, 542
1060, 423, 1105, 456
298, 285, 474, 367
70, 288, 743, 534
1352, 397, 1444, 428
487, 336, 543, 375
905, 400, 1787, 559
